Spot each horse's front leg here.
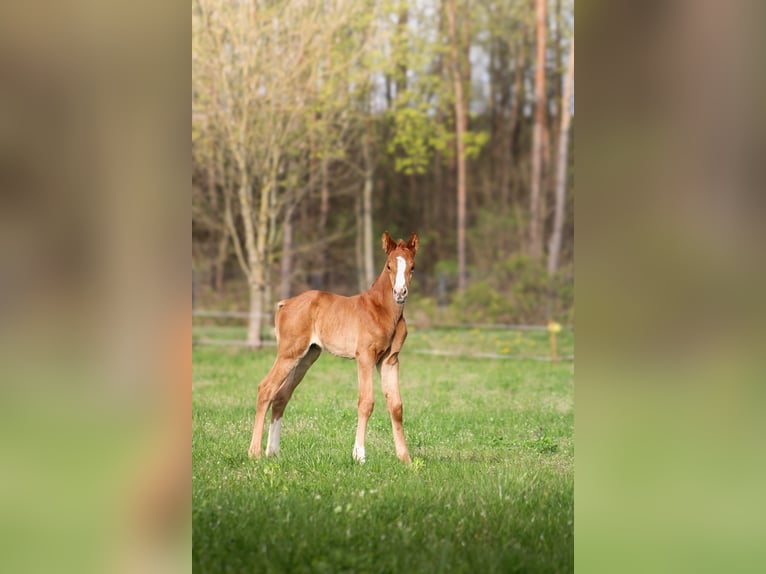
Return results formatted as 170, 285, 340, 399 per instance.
378, 318, 411, 463
353, 352, 376, 463
379, 353, 411, 464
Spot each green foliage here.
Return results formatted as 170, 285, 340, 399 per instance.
193, 342, 573, 572
406, 296, 439, 329
387, 104, 450, 175
440, 254, 572, 325
450, 282, 511, 324
496, 254, 549, 322
386, 106, 488, 175
463, 129, 490, 160
192, 0, 575, 330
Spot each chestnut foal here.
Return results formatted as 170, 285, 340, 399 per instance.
248, 231, 419, 464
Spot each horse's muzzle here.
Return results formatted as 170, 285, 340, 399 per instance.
393, 287, 408, 304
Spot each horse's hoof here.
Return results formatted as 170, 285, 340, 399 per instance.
352, 444, 366, 463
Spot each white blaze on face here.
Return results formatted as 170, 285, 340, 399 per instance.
393, 256, 407, 301
266, 418, 281, 456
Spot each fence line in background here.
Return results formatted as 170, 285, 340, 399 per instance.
427, 323, 573, 332
193, 309, 271, 320
410, 349, 573, 362
190, 336, 572, 362
193, 337, 276, 348
192, 311, 574, 362
192, 310, 573, 332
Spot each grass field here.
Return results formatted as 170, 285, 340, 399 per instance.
192, 328, 574, 573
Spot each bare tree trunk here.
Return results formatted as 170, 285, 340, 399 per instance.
206, 147, 219, 290
280, 205, 294, 300
552, 0, 563, 152
317, 156, 329, 289
263, 163, 281, 332
236, 170, 261, 349
205, 84, 222, 291
508, 35, 525, 155
433, 6, 447, 262
447, 0, 468, 292
529, 0, 547, 259
547, 38, 574, 276
362, 133, 375, 287
248, 174, 271, 349
541, 111, 550, 242
490, 38, 509, 209
505, 35, 526, 210
461, 1, 471, 97
263, 259, 272, 337
307, 121, 316, 288
214, 215, 229, 292
247, 280, 261, 349
396, 3, 409, 99
488, 40, 498, 185
355, 192, 366, 292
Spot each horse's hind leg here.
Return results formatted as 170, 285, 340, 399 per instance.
266, 345, 322, 456
248, 357, 297, 459
352, 352, 376, 463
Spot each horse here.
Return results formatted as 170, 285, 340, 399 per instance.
247, 231, 419, 464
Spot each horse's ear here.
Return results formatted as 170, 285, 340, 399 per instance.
406, 232, 419, 255
382, 231, 397, 254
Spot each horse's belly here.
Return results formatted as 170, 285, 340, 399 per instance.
311, 331, 357, 359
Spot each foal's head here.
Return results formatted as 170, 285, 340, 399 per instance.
381, 231, 419, 304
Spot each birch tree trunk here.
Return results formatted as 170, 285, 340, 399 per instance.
361, 130, 375, 287
214, 216, 229, 292
529, 0, 547, 259
547, 38, 574, 276
317, 156, 329, 289
250, 170, 273, 349
206, 141, 220, 290
280, 205, 294, 300
355, 192, 366, 291
506, 34, 526, 208
508, 36, 525, 152
236, 172, 261, 349
447, 0, 468, 292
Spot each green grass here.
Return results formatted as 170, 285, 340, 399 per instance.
193, 331, 574, 573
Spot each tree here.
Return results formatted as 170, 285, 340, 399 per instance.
446, 0, 469, 291
192, 0, 575, 326
547, 37, 574, 276
193, 0, 376, 347
361, 126, 376, 288
528, 0, 547, 258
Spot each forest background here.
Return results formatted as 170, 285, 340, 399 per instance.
192, 0, 574, 347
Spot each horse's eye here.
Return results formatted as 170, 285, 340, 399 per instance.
387, 264, 391, 270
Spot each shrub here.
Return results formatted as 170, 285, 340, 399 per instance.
439, 255, 573, 325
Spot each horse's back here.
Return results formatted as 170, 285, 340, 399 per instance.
276, 290, 342, 316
